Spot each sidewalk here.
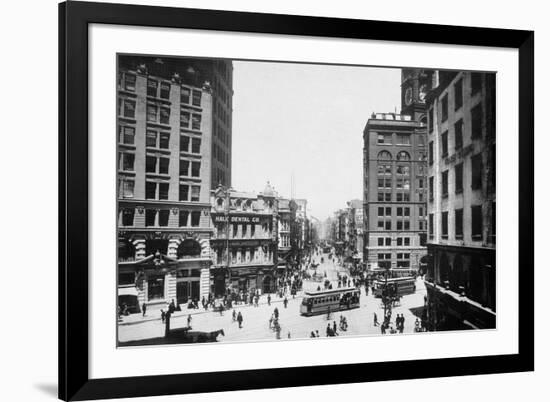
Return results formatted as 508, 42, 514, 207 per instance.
118, 292, 302, 326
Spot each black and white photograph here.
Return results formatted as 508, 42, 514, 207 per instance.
116, 55, 496, 347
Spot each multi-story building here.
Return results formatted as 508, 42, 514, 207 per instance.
424, 71, 496, 330
277, 198, 292, 264
363, 112, 428, 271
348, 199, 364, 256
118, 55, 233, 188
209, 183, 279, 296
116, 57, 216, 312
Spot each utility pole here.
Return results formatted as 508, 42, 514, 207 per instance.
225, 187, 231, 295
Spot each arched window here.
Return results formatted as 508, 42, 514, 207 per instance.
177, 239, 202, 259
235, 199, 242, 209
216, 198, 224, 208
243, 199, 252, 210
396, 151, 411, 161
145, 239, 168, 256
377, 150, 392, 160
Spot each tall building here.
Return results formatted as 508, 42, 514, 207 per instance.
209, 183, 279, 296
362, 112, 428, 271
424, 71, 496, 330
116, 56, 217, 312
348, 199, 364, 257
118, 55, 233, 188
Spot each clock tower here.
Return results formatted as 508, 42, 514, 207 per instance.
401, 69, 434, 123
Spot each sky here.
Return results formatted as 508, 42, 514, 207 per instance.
231, 60, 401, 221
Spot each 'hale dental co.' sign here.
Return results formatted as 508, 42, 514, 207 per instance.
213, 215, 261, 223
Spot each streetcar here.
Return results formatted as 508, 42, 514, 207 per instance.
300, 287, 360, 316
372, 276, 416, 298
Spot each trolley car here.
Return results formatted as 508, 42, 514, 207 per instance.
300, 287, 360, 316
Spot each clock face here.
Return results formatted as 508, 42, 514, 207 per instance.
418, 84, 427, 102
404, 87, 413, 106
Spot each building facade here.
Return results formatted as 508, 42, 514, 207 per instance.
424, 71, 496, 330
209, 183, 279, 296
117, 57, 215, 312
363, 112, 428, 271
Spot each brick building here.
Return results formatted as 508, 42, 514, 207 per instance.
116, 56, 223, 312
424, 71, 496, 330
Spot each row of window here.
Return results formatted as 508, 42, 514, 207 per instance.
215, 222, 273, 239
120, 208, 202, 227
376, 133, 421, 146
118, 127, 202, 155
377, 150, 412, 161
118, 180, 200, 201
377, 237, 411, 246
428, 73, 483, 132
376, 191, 424, 202
377, 207, 413, 217
377, 219, 411, 231
118, 152, 202, 178
428, 154, 483, 200
428, 202, 495, 241
377, 252, 411, 268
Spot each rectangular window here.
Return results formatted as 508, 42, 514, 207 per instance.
385, 238, 391, 246
454, 119, 463, 149
378, 238, 384, 246
191, 161, 201, 177
471, 205, 483, 239
158, 183, 169, 200
471, 153, 483, 190
190, 185, 200, 202
454, 78, 463, 110
396, 134, 411, 145
441, 94, 448, 122
378, 207, 384, 217
428, 107, 434, 132
159, 132, 170, 149
145, 209, 156, 226
160, 82, 170, 99
441, 131, 448, 157
121, 153, 135, 171
181, 87, 191, 104
158, 210, 170, 226
191, 138, 201, 153
442, 170, 449, 197
404, 237, 410, 246
471, 73, 482, 95
429, 213, 434, 237
147, 104, 157, 122
179, 160, 190, 176
441, 211, 448, 238
145, 156, 156, 173
455, 208, 463, 238
385, 221, 391, 230
191, 211, 201, 227
122, 179, 134, 198
192, 90, 202, 106
180, 135, 190, 152
455, 163, 463, 193
471, 103, 483, 139
147, 274, 164, 300
146, 131, 157, 147
179, 184, 189, 201
428, 141, 434, 165
419, 206, 424, 217
122, 99, 135, 118
119, 126, 135, 145
179, 210, 189, 227
160, 107, 170, 125
159, 157, 169, 174
123, 73, 136, 91
121, 209, 134, 226
396, 238, 403, 246
192, 114, 202, 130
147, 79, 158, 97
429, 176, 434, 200
180, 111, 190, 128
145, 182, 156, 199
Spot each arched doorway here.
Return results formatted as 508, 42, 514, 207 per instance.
177, 239, 202, 259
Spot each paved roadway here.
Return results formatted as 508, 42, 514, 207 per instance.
118, 253, 427, 344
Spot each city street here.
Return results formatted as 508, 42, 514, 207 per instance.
119, 254, 427, 344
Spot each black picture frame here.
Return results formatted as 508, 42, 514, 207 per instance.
59, 1, 534, 400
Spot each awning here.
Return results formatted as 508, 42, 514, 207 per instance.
118, 287, 138, 297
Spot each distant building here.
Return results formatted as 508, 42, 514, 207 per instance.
362, 112, 428, 272
424, 71, 496, 330
209, 183, 279, 296
348, 199, 364, 257
116, 57, 216, 312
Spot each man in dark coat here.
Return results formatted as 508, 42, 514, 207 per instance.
237, 311, 243, 328
142, 302, 147, 317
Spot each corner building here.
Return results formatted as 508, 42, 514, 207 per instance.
116, 56, 227, 313
363, 113, 428, 272
425, 71, 496, 330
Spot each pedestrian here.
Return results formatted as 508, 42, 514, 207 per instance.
381, 323, 386, 334
400, 314, 405, 333
374, 312, 378, 326
283, 297, 288, 308
310, 331, 316, 338
232, 309, 236, 322
326, 324, 332, 337
142, 302, 147, 317
187, 314, 192, 328
315, 330, 320, 338
287, 331, 291, 339
161, 309, 166, 323
333, 321, 338, 335
269, 315, 273, 328
169, 299, 176, 314
274, 307, 279, 319
237, 311, 243, 328
267, 294, 271, 306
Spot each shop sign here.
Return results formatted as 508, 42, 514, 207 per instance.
213, 215, 261, 223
